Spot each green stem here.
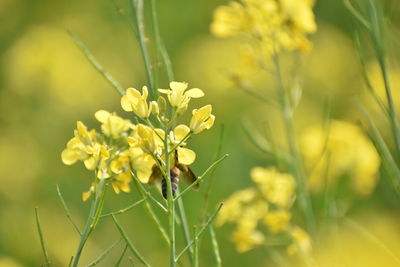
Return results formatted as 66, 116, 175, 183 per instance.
112, 215, 151, 267
35, 207, 51, 267
131, 176, 170, 245
164, 133, 176, 267
72, 179, 107, 267
176, 188, 193, 264
272, 54, 315, 236
174, 154, 229, 201
209, 226, 221, 267
131, 0, 156, 99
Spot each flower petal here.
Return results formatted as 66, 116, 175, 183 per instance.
177, 147, 196, 165
170, 81, 188, 92
186, 88, 204, 98
94, 110, 111, 123
121, 95, 133, 111
158, 89, 171, 94
174, 124, 191, 141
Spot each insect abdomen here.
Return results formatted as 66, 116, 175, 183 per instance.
162, 167, 180, 199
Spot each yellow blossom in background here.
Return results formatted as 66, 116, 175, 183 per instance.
218, 167, 309, 255
211, 0, 317, 53
190, 105, 216, 134
216, 188, 257, 226
287, 226, 312, 256
121, 87, 152, 119
300, 120, 381, 196
232, 227, 265, 253
158, 81, 204, 115
264, 210, 291, 233
251, 167, 296, 208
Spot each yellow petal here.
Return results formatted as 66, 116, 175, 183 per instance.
205, 114, 215, 129
94, 110, 111, 123
82, 191, 92, 201
142, 86, 149, 100
177, 147, 196, 165
137, 170, 151, 183
84, 157, 96, 170
158, 89, 171, 94
112, 183, 121, 194
126, 88, 141, 103
121, 95, 133, 111
186, 88, 204, 98
170, 81, 188, 92
174, 124, 191, 141
61, 149, 79, 165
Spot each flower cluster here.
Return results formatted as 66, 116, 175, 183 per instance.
216, 167, 311, 255
61, 82, 215, 200
300, 120, 381, 196
211, 0, 317, 54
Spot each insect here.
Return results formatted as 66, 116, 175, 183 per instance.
148, 152, 199, 199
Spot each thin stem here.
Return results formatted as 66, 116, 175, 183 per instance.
164, 133, 176, 267
209, 226, 222, 267
132, 172, 168, 212
101, 197, 147, 217
72, 179, 107, 267
131, 0, 156, 99
149, 0, 174, 82
176, 188, 194, 264
114, 244, 128, 267
193, 227, 199, 267
68, 31, 125, 95
85, 239, 122, 267
112, 215, 151, 267
56, 185, 82, 235
35, 207, 51, 267
175, 203, 223, 262
174, 154, 229, 201
272, 54, 315, 236
131, 176, 170, 245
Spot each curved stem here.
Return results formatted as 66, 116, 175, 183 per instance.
272, 54, 315, 236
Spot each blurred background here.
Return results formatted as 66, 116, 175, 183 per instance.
1, 0, 400, 266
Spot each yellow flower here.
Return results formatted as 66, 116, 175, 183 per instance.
210, 2, 249, 37
61, 121, 98, 167
121, 86, 152, 119
170, 124, 196, 165
82, 183, 96, 202
129, 147, 156, 183
232, 227, 265, 253
158, 81, 204, 115
110, 153, 133, 194
264, 210, 291, 233
211, 0, 317, 53
216, 188, 257, 226
94, 110, 133, 138
287, 226, 312, 255
251, 167, 295, 208
300, 120, 380, 196
189, 105, 215, 134
129, 124, 164, 155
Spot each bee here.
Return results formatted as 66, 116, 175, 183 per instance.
148, 151, 199, 199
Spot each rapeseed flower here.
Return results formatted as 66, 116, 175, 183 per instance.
158, 81, 204, 115
218, 167, 309, 255
190, 105, 215, 134
211, 0, 317, 54
121, 87, 152, 119
300, 120, 380, 196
